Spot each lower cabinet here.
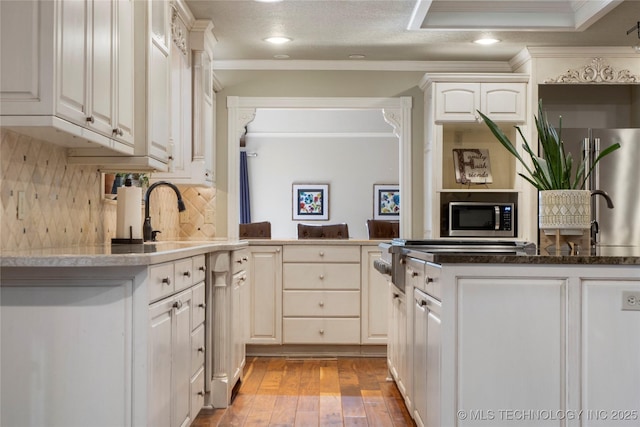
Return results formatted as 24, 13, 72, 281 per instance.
148, 254, 206, 427
247, 245, 282, 344
387, 283, 409, 403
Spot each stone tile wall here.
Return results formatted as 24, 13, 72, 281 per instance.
0, 129, 216, 252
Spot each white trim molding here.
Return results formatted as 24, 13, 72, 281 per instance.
226, 96, 413, 239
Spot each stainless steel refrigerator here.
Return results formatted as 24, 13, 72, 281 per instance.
560, 128, 640, 247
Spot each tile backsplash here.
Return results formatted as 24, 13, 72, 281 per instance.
1, 129, 216, 252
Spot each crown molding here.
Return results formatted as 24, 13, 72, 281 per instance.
418, 72, 530, 90
211, 59, 513, 73
522, 46, 639, 58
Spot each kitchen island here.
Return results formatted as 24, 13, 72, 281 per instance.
0, 240, 246, 427
394, 246, 640, 427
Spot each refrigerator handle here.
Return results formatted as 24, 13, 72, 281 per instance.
582, 137, 591, 190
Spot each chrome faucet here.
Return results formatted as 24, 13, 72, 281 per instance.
143, 181, 186, 242
590, 190, 614, 245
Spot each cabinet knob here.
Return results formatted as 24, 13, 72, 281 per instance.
319, 329, 325, 335
276, 248, 281, 253
85, 115, 94, 123
199, 266, 206, 272
112, 128, 123, 136
319, 301, 324, 307
198, 347, 204, 353
173, 300, 183, 309
426, 276, 434, 283
411, 271, 419, 278
197, 391, 205, 396
199, 303, 206, 309
393, 293, 400, 299
183, 271, 191, 278
318, 251, 325, 257
242, 256, 248, 262
162, 277, 171, 286
419, 299, 428, 307
319, 274, 325, 280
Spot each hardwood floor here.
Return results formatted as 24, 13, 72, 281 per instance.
193, 356, 415, 427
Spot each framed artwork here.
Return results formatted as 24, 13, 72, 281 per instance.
292, 184, 329, 220
452, 148, 493, 184
374, 184, 400, 219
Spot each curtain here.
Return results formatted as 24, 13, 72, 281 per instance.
239, 151, 251, 224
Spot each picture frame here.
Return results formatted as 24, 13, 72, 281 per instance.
292, 184, 329, 220
373, 184, 400, 219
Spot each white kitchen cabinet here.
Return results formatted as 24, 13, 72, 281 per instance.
149, 287, 193, 427
434, 82, 527, 123
65, 0, 172, 171
0, 0, 135, 154
247, 245, 283, 344
361, 245, 388, 344
387, 282, 409, 406
413, 287, 441, 427
153, 17, 216, 186
282, 244, 361, 344
231, 248, 249, 389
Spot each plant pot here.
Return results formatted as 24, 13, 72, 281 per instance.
539, 189, 591, 234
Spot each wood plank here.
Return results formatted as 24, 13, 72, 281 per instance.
293, 411, 319, 427
269, 395, 298, 426
319, 393, 343, 426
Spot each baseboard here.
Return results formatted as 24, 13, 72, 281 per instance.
246, 344, 387, 358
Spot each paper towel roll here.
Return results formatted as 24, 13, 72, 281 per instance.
116, 185, 143, 240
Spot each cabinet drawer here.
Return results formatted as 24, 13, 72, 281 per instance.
191, 323, 205, 377
283, 318, 360, 344
174, 258, 194, 292
148, 261, 174, 302
283, 263, 360, 290
424, 263, 442, 301
192, 255, 206, 284
283, 245, 360, 263
190, 367, 205, 420
191, 282, 206, 328
283, 290, 360, 316
232, 248, 249, 275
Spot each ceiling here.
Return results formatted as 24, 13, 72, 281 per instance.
186, 0, 640, 69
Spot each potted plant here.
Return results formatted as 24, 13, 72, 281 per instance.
477, 100, 620, 233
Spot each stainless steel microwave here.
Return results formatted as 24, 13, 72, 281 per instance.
448, 202, 515, 237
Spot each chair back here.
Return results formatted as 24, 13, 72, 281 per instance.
239, 221, 271, 239
297, 223, 349, 239
366, 219, 399, 239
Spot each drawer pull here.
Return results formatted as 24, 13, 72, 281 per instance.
426, 276, 434, 283
173, 300, 183, 309
198, 266, 206, 272
319, 329, 325, 335
162, 277, 171, 286
411, 270, 419, 278
393, 293, 400, 299
183, 271, 191, 278
242, 256, 248, 262
318, 251, 325, 257
199, 303, 206, 309
319, 301, 324, 307
197, 391, 205, 396
85, 115, 94, 123
198, 347, 204, 353
319, 274, 325, 280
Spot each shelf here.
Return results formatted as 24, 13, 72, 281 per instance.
438, 189, 520, 193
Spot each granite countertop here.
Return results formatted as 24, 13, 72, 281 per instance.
0, 240, 247, 268
243, 238, 386, 246
404, 245, 640, 265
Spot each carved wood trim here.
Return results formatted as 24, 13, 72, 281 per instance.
545, 57, 639, 84
171, 6, 188, 57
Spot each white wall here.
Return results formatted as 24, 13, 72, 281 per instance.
244, 121, 399, 238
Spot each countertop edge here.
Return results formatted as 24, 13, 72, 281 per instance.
0, 241, 248, 268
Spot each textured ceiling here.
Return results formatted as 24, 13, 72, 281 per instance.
186, 0, 640, 64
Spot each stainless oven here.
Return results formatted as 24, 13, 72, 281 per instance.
448, 202, 515, 237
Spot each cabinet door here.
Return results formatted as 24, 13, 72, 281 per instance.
114, 0, 135, 146
481, 83, 526, 122
435, 83, 480, 122
148, 0, 170, 162
88, 0, 116, 137
231, 271, 247, 383
172, 289, 193, 427
56, 0, 89, 124
361, 247, 388, 344
248, 246, 282, 344
425, 294, 441, 427
148, 297, 174, 427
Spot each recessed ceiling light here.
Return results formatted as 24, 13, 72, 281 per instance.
264, 36, 292, 45
348, 54, 366, 59
274, 54, 290, 59
474, 38, 500, 45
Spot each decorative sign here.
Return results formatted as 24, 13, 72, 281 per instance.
453, 149, 493, 184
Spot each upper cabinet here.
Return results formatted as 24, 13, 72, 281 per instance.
435, 82, 527, 123
0, 0, 135, 154
152, 8, 216, 187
